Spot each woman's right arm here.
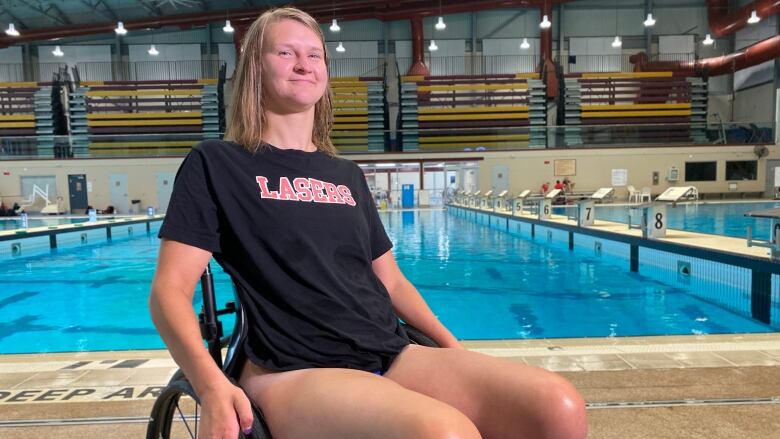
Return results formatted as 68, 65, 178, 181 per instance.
149, 239, 254, 438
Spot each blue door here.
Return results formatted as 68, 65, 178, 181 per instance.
401, 184, 415, 208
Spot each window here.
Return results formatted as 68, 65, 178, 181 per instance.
725, 161, 757, 181
685, 162, 717, 182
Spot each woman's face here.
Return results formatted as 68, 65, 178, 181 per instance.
262, 19, 328, 114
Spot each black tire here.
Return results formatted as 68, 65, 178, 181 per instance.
403, 323, 439, 347
147, 377, 269, 439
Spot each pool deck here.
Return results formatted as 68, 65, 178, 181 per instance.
455, 201, 778, 259
0, 214, 164, 239
1, 333, 779, 438
2, 204, 778, 437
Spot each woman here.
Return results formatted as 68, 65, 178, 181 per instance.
149, 7, 587, 439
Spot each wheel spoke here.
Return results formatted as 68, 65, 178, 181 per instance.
175, 401, 196, 438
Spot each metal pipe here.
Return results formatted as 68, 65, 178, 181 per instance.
630, 34, 780, 76
407, 16, 428, 76
707, 0, 780, 37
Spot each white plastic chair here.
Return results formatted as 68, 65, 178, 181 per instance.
627, 185, 640, 203
640, 187, 652, 202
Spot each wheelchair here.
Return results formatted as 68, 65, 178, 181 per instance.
146, 264, 438, 439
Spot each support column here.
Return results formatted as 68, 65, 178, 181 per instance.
408, 16, 429, 76
22, 43, 32, 81
471, 12, 477, 75
114, 35, 123, 81
557, 4, 564, 64
751, 269, 771, 324
539, 3, 552, 65
205, 23, 214, 73
233, 24, 248, 56
539, 2, 558, 99
644, 0, 653, 55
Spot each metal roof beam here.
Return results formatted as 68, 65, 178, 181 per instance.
135, 0, 163, 17
79, 0, 118, 21
21, 1, 72, 25
0, 7, 30, 29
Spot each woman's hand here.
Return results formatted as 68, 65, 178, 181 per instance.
198, 379, 255, 439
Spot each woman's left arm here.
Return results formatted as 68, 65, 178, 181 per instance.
372, 250, 462, 349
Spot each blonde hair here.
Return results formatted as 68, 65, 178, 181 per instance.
225, 7, 336, 156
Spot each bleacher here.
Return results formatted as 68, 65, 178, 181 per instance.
0, 69, 67, 157
400, 73, 546, 151
563, 72, 707, 146
67, 65, 225, 157
330, 76, 386, 152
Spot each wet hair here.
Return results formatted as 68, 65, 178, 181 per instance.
224, 7, 336, 156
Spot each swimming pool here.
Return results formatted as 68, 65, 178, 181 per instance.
581, 201, 780, 240
0, 209, 775, 354
0, 216, 119, 231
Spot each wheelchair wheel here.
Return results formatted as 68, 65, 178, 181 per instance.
147, 377, 269, 439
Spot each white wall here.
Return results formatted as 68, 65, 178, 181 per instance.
733, 15, 776, 91
128, 44, 200, 62
38, 45, 111, 81
0, 46, 23, 63
568, 37, 622, 72
482, 38, 539, 73
734, 82, 775, 124
0, 47, 23, 81
127, 44, 201, 80
217, 43, 236, 78
325, 41, 380, 77
658, 35, 694, 58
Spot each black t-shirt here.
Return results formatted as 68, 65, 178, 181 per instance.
159, 140, 409, 372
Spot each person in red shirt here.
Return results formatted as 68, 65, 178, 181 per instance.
554, 180, 563, 191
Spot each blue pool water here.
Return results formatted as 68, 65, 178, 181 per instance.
0, 216, 119, 231
0, 209, 775, 354
588, 201, 780, 240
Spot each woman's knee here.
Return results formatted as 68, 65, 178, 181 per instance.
405, 405, 482, 439
534, 372, 588, 439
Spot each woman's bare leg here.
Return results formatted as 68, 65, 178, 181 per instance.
239, 359, 482, 439
384, 345, 587, 439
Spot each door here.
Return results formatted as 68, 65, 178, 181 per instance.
156, 172, 175, 213
401, 184, 415, 208
68, 174, 88, 213
109, 173, 129, 214
491, 165, 509, 194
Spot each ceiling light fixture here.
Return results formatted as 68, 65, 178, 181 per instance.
643, 13, 656, 27
702, 34, 714, 45
52, 45, 64, 57
114, 21, 127, 35
747, 10, 760, 24
223, 19, 234, 33
330, 18, 340, 32
520, 37, 530, 50
610, 0, 621, 49
148, 44, 159, 55
435, 0, 446, 30
336, 42, 345, 52
540, 14, 551, 29
428, 39, 438, 51
5, 23, 19, 37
